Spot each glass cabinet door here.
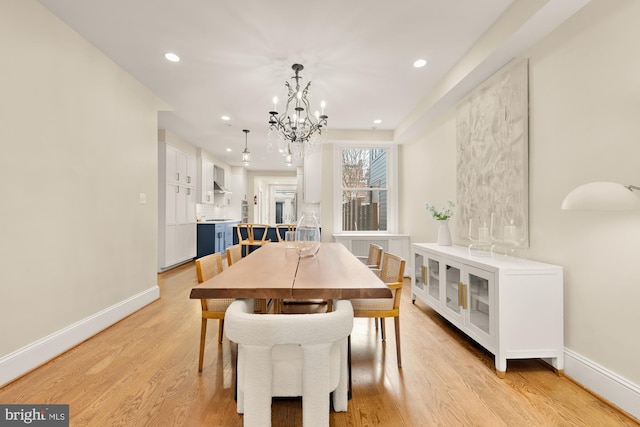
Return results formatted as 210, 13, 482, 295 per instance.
427, 258, 440, 301
466, 267, 492, 337
444, 263, 461, 316
411, 253, 426, 303
414, 253, 424, 292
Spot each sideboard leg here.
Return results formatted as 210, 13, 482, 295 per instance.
495, 357, 507, 378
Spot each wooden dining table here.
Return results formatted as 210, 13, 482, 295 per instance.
189, 242, 392, 301
190, 241, 390, 400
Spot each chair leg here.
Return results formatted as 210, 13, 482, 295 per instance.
218, 318, 224, 344
347, 335, 352, 400
380, 318, 386, 341
199, 317, 207, 372
394, 316, 402, 368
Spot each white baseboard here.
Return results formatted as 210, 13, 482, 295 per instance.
0, 286, 160, 387
565, 348, 640, 421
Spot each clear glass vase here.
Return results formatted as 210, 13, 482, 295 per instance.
295, 211, 321, 257
468, 218, 491, 256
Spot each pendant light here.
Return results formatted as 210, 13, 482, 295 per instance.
242, 129, 251, 165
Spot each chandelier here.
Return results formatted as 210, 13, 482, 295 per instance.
268, 64, 328, 161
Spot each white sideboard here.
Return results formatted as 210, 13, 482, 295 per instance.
411, 243, 563, 377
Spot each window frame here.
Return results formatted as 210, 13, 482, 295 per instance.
333, 143, 398, 234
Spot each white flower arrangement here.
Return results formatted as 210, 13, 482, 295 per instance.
424, 200, 455, 221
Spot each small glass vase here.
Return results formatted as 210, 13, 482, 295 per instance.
295, 211, 321, 257
490, 212, 519, 257
437, 220, 452, 246
468, 218, 491, 256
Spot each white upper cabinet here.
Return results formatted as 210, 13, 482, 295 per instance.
199, 158, 214, 204
160, 143, 197, 269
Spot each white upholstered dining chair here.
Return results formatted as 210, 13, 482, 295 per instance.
225, 299, 354, 427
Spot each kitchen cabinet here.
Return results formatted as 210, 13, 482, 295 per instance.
159, 143, 197, 270
196, 223, 216, 258
224, 221, 239, 251
412, 243, 563, 378
199, 158, 214, 204
197, 221, 239, 258
167, 145, 196, 187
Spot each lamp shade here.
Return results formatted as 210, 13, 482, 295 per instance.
561, 182, 640, 211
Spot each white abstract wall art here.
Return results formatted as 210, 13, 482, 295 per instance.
456, 58, 529, 247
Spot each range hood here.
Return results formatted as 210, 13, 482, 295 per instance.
213, 181, 231, 193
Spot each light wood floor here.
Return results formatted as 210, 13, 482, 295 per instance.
1, 261, 638, 426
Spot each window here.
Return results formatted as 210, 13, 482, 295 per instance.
339, 147, 389, 232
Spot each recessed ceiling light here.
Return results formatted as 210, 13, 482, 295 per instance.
226, 148, 232, 152
221, 115, 230, 121
413, 59, 427, 68
373, 119, 382, 124
164, 52, 180, 62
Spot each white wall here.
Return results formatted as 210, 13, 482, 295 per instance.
400, 0, 640, 414
0, 0, 165, 384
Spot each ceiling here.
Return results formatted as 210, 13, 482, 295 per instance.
37, 0, 590, 171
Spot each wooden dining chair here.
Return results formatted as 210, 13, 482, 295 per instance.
356, 243, 383, 269
236, 223, 270, 254
275, 224, 296, 242
226, 244, 270, 314
225, 243, 242, 267
349, 252, 406, 367
195, 253, 234, 372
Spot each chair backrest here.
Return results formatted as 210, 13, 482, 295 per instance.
275, 224, 296, 242
237, 223, 270, 243
236, 223, 251, 242
225, 299, 353, 346
366, 243, 384, 268
226, 244, 243, 266
195, 253, 224, 284
379, 252, 406, 310
251, 224, 270, 243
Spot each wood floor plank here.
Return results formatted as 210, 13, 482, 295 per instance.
0, 261, 637, 426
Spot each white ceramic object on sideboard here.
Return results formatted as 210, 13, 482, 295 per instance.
437, 220, 452, 246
